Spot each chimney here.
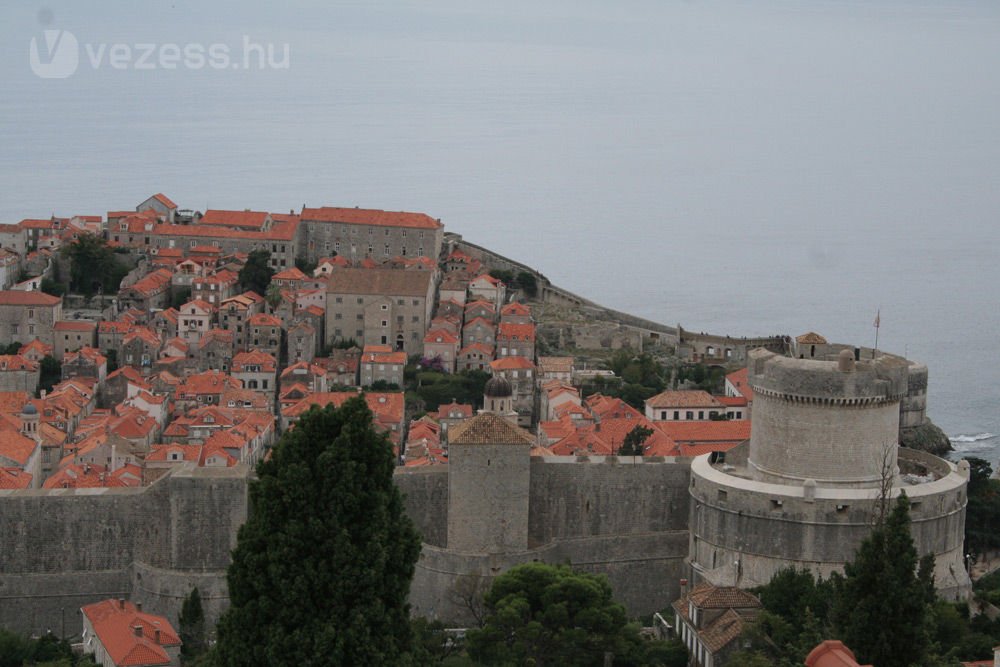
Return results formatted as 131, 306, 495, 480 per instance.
118, 598, 125, 610
40, 389, 46, 399
994, 645, 1000, 667
679, 578, 688, 597
136, 602, 141, 612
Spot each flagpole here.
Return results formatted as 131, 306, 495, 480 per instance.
873, 307, 880, 358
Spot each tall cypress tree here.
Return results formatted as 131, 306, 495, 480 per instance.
834, 493, 930, 667
214, 396, 421, 666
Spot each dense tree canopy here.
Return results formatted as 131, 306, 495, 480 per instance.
833, 493, 934, 667
237, 249, 275, 296
60, 233, 129, 297
964, 456, 1000, 556
466, 562, 683, 666
213, 397, 422, 666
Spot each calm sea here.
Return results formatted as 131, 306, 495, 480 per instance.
1, 1, 997, 461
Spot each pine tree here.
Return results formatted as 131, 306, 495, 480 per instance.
834, 492, 930, 667
619, 425, 654, 456
214, 396, 422, 666
178, 587, 206, 661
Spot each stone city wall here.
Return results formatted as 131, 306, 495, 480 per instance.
0, 464, 248, 637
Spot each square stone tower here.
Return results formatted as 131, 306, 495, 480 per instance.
446, 412, 533, 554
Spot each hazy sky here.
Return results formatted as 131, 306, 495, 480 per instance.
2, 1, 998, 436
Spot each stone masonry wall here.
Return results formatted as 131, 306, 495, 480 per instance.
0, 464, 248, 637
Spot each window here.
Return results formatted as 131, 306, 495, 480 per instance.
335, 313, 342, 320
356, 314, 363, 320
381, 320, 388, 327
673, 411, 679, 420
357, 297, 363, 304
685, 411, 694, 420
335, 296, 343, 303
412, 316, 419, 323
381, 304, 388, 311
698, 411, 704, 419
412, 299, 419, 306
397, 299, 404, 306
384, 244, 390, 257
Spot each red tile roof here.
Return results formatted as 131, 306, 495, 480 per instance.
424, 329, 460, 345
126, 269, 173, 297
497, 322, 535, 341
200, 209, 269, 228
54, 320, 97, 332
0, 290, 61, 306
645, 390, 723, 409
725, 367, 753, 400
248, 313, 281, 327
0, 467, 32, 489
490, 356, 535, 371
300, 206, 442, 230
149, 193, 177, 209
81, 598, 179, 667
273, 267, 307, 281
232, 350, 278, 372
0, 427, 38, 466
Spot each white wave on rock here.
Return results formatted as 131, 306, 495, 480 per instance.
949, 433, 996, 444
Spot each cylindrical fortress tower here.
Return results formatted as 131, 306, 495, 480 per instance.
688, 345, 970, 600
747, 348, 908, 489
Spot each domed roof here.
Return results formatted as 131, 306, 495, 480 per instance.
22, 402, 37, 415
484, 375, 513, 398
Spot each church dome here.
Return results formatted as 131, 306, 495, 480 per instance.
22, 403, 37, 416
484, 376, 513, 398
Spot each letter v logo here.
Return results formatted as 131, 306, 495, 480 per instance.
29, 29, 79, 79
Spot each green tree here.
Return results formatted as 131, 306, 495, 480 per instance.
170, 286, 192, 310
214, 396, 422, 666
963, 457, 1000, 556
0, 342, 21, 354
833, 493, 931, 667
61, 233, 128, 297
38, 355, 61, 395
619, 424, 654, 456
465, 562, 667, 666
516, 271, 538, 298
40, 277, 66, 297
237, 249, 275, 296
265, 281, 284, 311
179, 587, 207, 662
295, 256, 318, 275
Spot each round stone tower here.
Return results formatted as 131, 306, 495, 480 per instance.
446, 412, 533, 554
688, 347, 971, 600
747, 347, 908, 488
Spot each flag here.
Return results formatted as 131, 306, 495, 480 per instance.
874, 309, 880, 329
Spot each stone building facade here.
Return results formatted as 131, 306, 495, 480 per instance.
325, 268, 435, 355
0, 291, 63, 346
298, 206, 444, 264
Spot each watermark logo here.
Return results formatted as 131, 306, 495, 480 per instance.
29, 28, 289, 79
29, 29, 79, 79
